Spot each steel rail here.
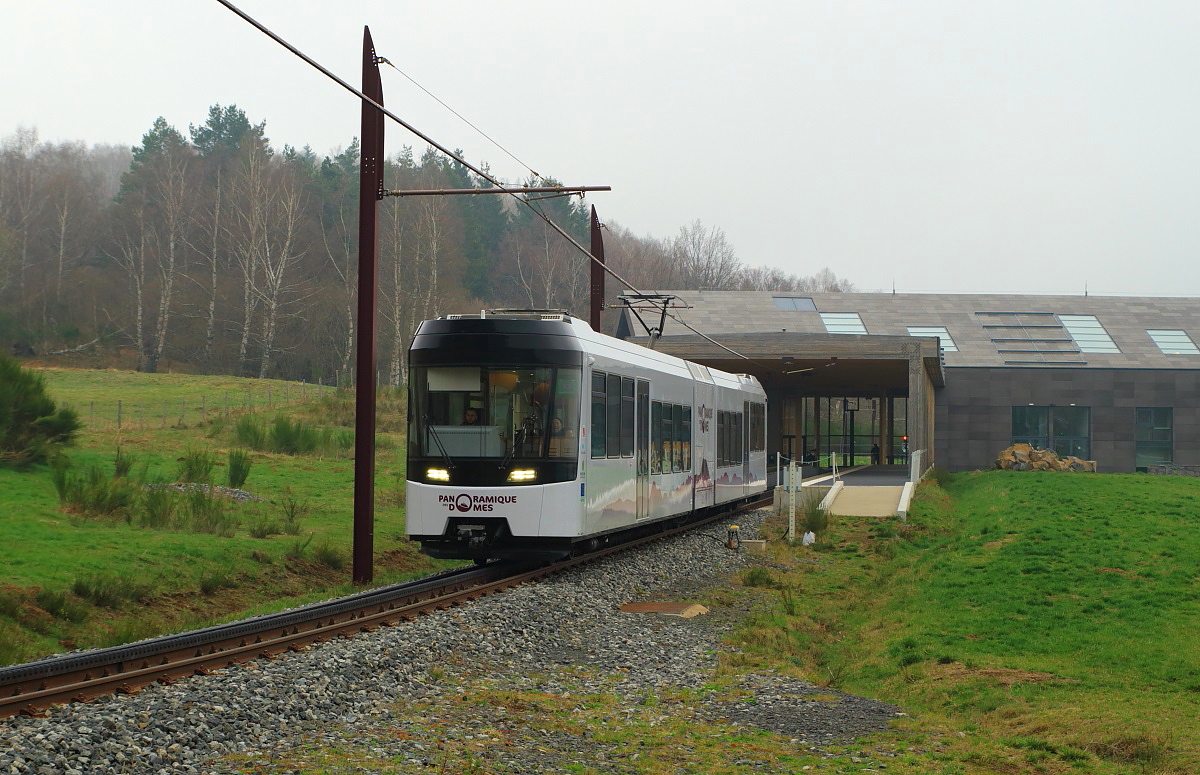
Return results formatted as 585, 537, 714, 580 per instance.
0, 496, 770, 718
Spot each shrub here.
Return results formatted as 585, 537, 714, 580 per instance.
54, 461, 139, 518
139, 484, 177, 529
182, 489, 237, 537
72, 573, 152, 608
113, 448, 135, 479
270, 415, 318, 455
279, 487, 310, 532
34, 588, 88, 623
802, 494, 830, 537
0, 622, 32, 666
199, 572, 232, 596
248, 516, 282, 539
0, 588, 23, 619
0, 354, 82, 466
177, 447, 215, 484
286, 534, 314, 562
741, 566, 778, 588
313, 542, 346, 571
227, 448, 252, 489
234, 415, 266, 449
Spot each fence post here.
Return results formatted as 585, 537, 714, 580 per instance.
247, 387, 252, 412
180, 398, 186, 427
201, 396, 206, 425
117, 400, 122, 430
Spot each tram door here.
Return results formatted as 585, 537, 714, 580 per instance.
636, 380, 650, 520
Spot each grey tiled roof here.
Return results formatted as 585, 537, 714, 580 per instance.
629, 291, 1200, 369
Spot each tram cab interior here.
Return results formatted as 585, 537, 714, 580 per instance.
410, 365, 581, 477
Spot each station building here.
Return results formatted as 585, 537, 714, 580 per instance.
617, 292, 1200, 474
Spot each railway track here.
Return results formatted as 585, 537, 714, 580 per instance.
0, 495, 770, 719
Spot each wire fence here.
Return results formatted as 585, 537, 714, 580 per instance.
62, 381, 338, 431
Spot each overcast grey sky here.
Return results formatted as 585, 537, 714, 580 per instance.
5, 1, 1199, 296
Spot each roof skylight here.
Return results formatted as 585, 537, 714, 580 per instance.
820, 312, 867, 335
772, 296, 816, 311
1147, 329, 1200, 355
906, 326, 958, 352
1058, 315, 1120, 354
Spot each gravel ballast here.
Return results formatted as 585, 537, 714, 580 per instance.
0, 510, 900, 774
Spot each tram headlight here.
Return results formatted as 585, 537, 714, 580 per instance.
426, 467, 450, 482
507, 468, 537, 482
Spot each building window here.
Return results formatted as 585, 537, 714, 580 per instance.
773, 296, 816, 311
1134, 407, 1172, 470
819, 312, 867, 334
1011, 406, 1048, 448
1011, 405, 1091, 459
906, 326, 958, 352
1058, 315, 1120, 353
1147, 329, 1200, 355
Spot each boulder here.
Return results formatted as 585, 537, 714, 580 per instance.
994, 444, 1095, 472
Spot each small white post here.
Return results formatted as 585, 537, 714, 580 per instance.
788, 460, 797, 542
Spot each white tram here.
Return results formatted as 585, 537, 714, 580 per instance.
405, 311, 768, 562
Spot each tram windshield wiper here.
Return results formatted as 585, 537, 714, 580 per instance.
423, 415, 455, 468
499, 425, 526, 470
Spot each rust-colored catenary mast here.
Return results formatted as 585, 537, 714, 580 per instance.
589, 205, 605, 329
353, 26, 384, 585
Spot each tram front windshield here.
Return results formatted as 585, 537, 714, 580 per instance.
409, 365, 581, 460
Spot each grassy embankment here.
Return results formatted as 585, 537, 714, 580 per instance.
0, 367, 453, 665
234, 470, 1200, 775
717, 469, 1200, 774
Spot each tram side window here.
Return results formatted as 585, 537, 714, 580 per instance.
717, 410, 727, 467
749, 402, 765, 452
620, 378, 635, 458
667, 404, 679, 472
606, 374, 621, 458
646, 401, 691, 474
729, 412, 739, 467
651, 400, 663, 474
716, 409, 744, 466
665, 403, 677, 472
591, 372, 606, 458
682, 405, 692, 470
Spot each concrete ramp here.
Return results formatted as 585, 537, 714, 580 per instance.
829, 485, 905, 517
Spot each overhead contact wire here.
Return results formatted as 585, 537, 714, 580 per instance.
375, 57, 545, 186
213, 0, 645, 298
214, 1, 763, 367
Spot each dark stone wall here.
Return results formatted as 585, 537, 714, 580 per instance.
935, 368, 1200, 472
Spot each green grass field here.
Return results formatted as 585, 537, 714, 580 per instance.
724, 470, 1200, 774
0, 366, 448, 665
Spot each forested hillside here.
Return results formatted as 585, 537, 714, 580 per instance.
0, 106, 855, 384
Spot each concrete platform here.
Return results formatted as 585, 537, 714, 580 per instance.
829, 485, 905, 517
